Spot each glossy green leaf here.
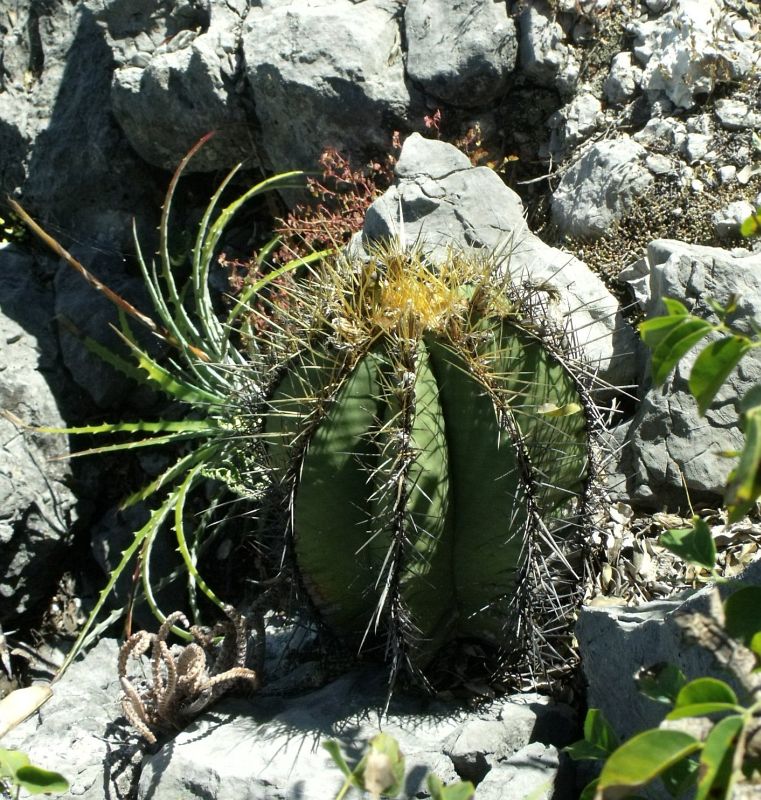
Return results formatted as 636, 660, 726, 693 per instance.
689, 336, 751, 416
695, 715, 743, 800
725, 404, 761, 522
565, 709, 619, 761
427, 774, 475, 800
596, 730, 701, 799
636, 663, 687, 704
750, 630, 761, 660
645, 317, 715, 385
579, 780, 598, 800
658, 518, 716, 570
666, 703, 741, 720
0, 748, 30, 779
14, 765, 69, 795
706, 296, 738, 321
674, 678, 738, 709
565, 740, 612, 761
723, 586, 761, 647
585, 709, 619, 754
740, 210, 761, 238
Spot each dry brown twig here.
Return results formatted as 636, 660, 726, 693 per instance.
118, 606, 258, 744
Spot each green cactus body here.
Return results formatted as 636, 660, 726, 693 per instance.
259, 248, 597, 684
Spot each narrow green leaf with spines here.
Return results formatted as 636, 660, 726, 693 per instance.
56, 491, 182, 676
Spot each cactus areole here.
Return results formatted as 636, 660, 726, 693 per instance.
259, 246, 601, 689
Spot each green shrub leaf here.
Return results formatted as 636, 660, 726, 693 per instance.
426, 774, 475, 800
636, 663, 687, 705
695, 715, 743, 800
596, 730, 701, 800
674, 678, 738, 708
740, 209, 761, 238
725, 403, 761, 522
723, 586, 761, 647
750, 631, 761, 660
689, 336, 751, 416
14, 765, 69, 795
0, 748, 30, 779
639, 310, 714, 384
658, 519, 716, 570
579, 780, 598, 800
666, 703, 741, 720
582, 709, 619, 756
565, 709, 618, 763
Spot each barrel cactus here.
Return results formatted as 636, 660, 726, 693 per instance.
256, 243, 603, 689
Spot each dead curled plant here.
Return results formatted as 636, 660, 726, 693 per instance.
118, 607, 258, 744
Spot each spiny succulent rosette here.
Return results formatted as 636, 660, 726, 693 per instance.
251, 244, 607, 690
10, 143, 606, 691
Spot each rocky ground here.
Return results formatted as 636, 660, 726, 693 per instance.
2, 1, 761, 798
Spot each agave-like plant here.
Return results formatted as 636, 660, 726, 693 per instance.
8, 134, 328, 677
10, 136, 606, 690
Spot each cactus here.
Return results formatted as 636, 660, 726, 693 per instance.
256, 244, 602, 688
10, 142, 603, 689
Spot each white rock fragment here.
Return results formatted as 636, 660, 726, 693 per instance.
632, 0, 755, 109
518, 0, 579, 94
713, 200, 754, 238
633, 116, 687, 152
548, 91, 603, 158
603, 52, 642, 106
737, 164, 754, 185
682, 132, 710, 163
715, 99, 761, 131
645, 153, 673, 175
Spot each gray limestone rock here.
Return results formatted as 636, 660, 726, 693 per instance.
632, 0, 755, 110
682, 132, 711, 163
712, 200, 754, 239
551, 136, 654, 240
53, 247, 161, 409
404, 0, 518, 108
518, 0, 579, 94
576, 559, 761, 800
103, 0, 252, 172
137, 668, 575, 800
475, 743, 564, 800
242, 0, 411, 174
365, 133, 638, 388
625, 239, 761, 508
714, 98, 761, 131
0, 246, 77, 623
603, 52, 642, 107
633, 116, 688, 153
548, 91, 603, 159
0, 1, 154, 248
2, 638, 140, 800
